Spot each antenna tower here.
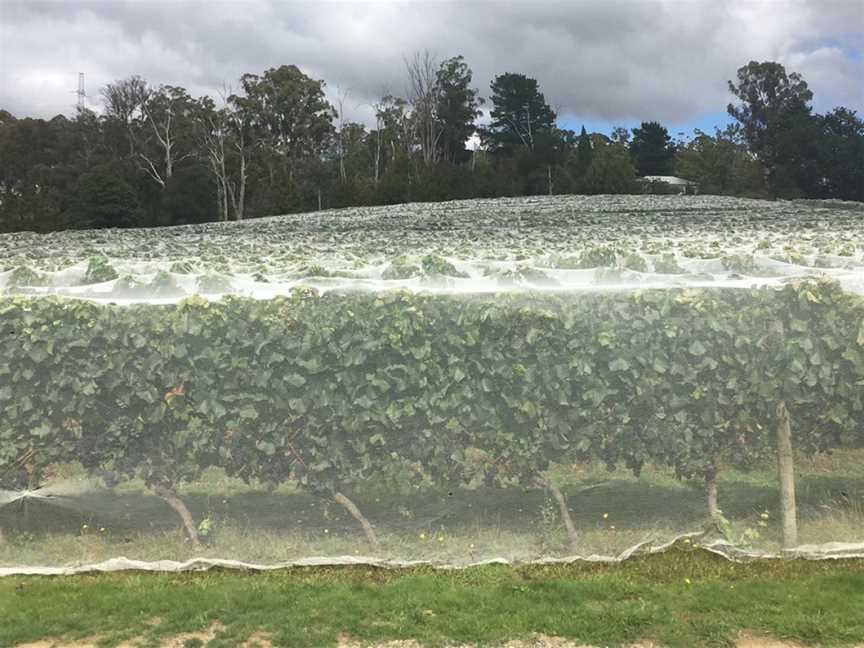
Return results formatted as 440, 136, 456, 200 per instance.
76, 72, 86, 110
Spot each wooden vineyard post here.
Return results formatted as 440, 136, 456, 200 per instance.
705, 458, 720, 519
776, 401, 798, 549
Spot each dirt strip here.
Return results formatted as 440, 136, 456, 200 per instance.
16, 629, 864, 648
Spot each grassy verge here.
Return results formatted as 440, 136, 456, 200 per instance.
2, 547, 864, 647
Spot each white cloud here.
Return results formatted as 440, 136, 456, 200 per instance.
0, 0, 860, 125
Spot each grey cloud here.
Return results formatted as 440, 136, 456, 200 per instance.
0, 0, 861, 126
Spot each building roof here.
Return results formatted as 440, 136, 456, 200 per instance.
639, 175, 698, 186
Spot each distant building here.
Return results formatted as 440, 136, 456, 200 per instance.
638, 175, 699, 195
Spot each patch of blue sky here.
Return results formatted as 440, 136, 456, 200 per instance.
558, 110, 734, 142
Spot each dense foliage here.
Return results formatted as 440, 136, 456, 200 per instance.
1, 195, 862, 550
630, 121, 677, 176
1, 57, 860, 233
2, 280, 862, 546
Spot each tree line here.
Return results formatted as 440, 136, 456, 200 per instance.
0, 57, 861, 233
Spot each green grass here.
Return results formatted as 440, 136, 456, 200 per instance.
2, 547, 864, 647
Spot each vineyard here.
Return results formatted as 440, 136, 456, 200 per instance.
1, 195, 863, 570
2, 195, 864, 301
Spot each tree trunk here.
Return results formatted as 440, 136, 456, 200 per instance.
705, 458, 719, 518
776, 401, 798, 549
215, 178, 225, 222
374, 133, 381, 185
153, 485, 200, 546
339, 145, 346, 183
334, 491, 380, 551
165, 142, 173, 182
237, 154, 246, 220
537, 476, 578, 553
219, 156, 229, 222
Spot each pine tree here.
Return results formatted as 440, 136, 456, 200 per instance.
575, 126, 593, 179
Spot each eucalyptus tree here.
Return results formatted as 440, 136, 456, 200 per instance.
234, 65, 335, 209
370, 94, 412, 185
727, 61, 815, 196
405, 50, 443, 168
101, 75, 149, 158
102, 78, 199, 190
435, 55, 483, 164
140, 86, 201, 188
194, 92, 251, 221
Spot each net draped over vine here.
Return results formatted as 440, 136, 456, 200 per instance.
1, 195, 863, 573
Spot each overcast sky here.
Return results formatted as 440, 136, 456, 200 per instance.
1, 0, 862, 136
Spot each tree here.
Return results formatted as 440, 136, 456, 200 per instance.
0, 115, 82, 232
813, 107, 864, 201
610, 126, 630, 146
236, 65, 334, 209
482, 73, 556, 154
405, 50, 443, 168
193, 96, 230, 221
101, 76, 149, 158
162, 164, 216, 225
370, 94, 412, 186
224, 94, 252, 220
63, 171, 142, 229
727, 61, 814, 196
195, 91, 251, 221
102, 79, 198, 191
521, 127, 575, 196
136, 85, 198, 189
589, 141, 638, 194
676, 126, 766, 196
102, 76, 149, 127
326, 120, 374, 209
574, 125, 593, 189
435, 55, 483, 164
630, 121, 676, 176
332, 87, 351, 184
